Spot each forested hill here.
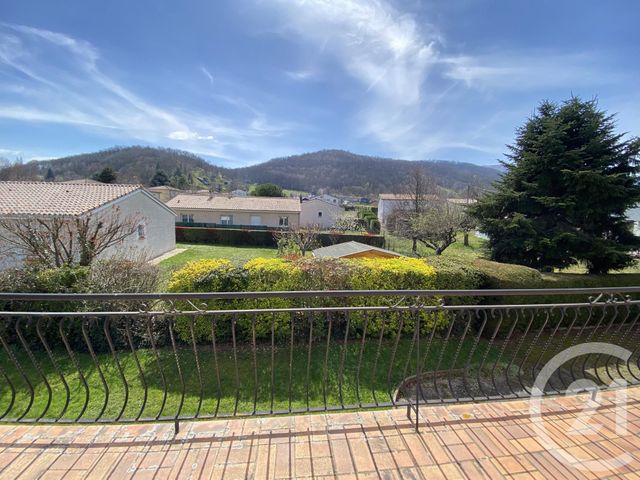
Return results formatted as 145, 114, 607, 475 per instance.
0, 146, 223, 187
0, 146, 501, 195
231, 150, 500, 195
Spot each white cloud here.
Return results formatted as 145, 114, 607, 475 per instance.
200, 66, 215, 85
266, 0, 437, 105
257, 0, 618, 161
440, 53, 612, 90
0, 22, 294, 163
168, 130, 215, 141
284, 69, 316, 81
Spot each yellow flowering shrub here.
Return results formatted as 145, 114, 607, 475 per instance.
167, 259, 236, 292
168, 259, 242, 343
346, 257, 444, 335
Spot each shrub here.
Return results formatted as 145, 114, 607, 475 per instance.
424, 256, 486, 290
168, 259, 237, 292
88, 258, 159, 293
368, 219, 381, 234
168, 259, 245, 343
243, 258, 304, 339
176, 226, 385, 249
346, 257, 444, 335
472, 259, 543, 289
0, 259, 162, 351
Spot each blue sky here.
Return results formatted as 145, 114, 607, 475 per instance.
1, 1, 638, 166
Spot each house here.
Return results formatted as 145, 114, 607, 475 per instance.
312, 241, 403, 259
147, 185, 182, 203
377, 194, 475, 227
0, 182, 176, 269
313, 194, 341, 205
300, 198, 344, 229
231, 189, 248, 197
167, 194, 300, 228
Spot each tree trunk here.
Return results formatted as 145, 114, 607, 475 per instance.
412, 237, 417, 255
463, 232, 469, 246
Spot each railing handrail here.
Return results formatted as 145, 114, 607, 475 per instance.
0, 286, 638, 301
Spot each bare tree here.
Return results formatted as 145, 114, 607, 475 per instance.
273, 224, 321, 257
405, 167, 437, 253
333, 212, 361, 232
0, 211, 142, 268
388, 200, 472, 255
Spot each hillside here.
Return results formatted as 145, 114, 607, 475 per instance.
231, 150, 500, 195
0, 146, 501, 195
0, 146, 226, 189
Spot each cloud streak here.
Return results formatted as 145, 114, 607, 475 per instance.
0, 22, 293, 163
258, 0, 619, 160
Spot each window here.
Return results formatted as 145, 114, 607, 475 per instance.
250, 215, 262, 226
279, 216, 289, 227
181, 214, 193, 223
318, 211, 323, 217
137, 224, 146, 240
220, 215, 233, 225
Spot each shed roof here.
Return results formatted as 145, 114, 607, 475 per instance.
312, 241, 402, 258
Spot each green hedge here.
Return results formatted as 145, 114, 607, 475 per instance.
168, 257, 442, 343
176, 226, 384, 248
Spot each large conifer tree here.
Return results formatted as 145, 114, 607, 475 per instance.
471, 98, 640, 274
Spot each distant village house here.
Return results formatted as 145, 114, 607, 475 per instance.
377, 193, 475, 228
300, 197, 344, 229
167, 194, 300, 229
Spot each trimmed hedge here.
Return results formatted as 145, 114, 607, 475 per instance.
168, 257, 443, 343
176, 226, 384, 248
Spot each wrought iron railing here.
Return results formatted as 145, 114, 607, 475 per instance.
0, 288, 639, 432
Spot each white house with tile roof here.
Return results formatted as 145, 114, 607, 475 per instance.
300, 197, 344, 229
0, 182, 176, 269
167, 193, 301, 228
377, 193, 476, 228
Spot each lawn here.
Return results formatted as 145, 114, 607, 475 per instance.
158, 243, 277, 287
384, 232, 487, 262
0, 335, 504, 421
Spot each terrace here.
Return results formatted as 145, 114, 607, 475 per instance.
1, 288, 639, 478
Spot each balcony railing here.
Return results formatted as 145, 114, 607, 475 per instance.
0, 288, 639, 432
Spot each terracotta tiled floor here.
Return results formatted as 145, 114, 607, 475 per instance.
1, 387, 640, 479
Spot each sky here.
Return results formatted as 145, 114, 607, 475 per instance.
0, 0, 638, 167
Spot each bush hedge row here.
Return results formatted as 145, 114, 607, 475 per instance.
168, 257, 446, 343
168, 255, 640, 342
176, 226, 385, 248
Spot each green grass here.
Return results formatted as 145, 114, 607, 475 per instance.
384, 232, 487, 261
158, 243, 277, 288
0, 336, 504, 421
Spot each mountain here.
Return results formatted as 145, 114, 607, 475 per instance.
0, 146, 226, 188
231, 150, 500, 196
0, 146, 501, 196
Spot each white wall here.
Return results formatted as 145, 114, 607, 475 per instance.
300, 199, 343, 228
378, 199, 412, 227
0, 190, 176, 270
100, 190, 176, 261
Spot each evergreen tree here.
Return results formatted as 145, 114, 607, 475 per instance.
92, 167, 117, 184
251, 183, 284, 197
471, 98, 640, 274
150, 169, 170, 186
44, 167, 55, 182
